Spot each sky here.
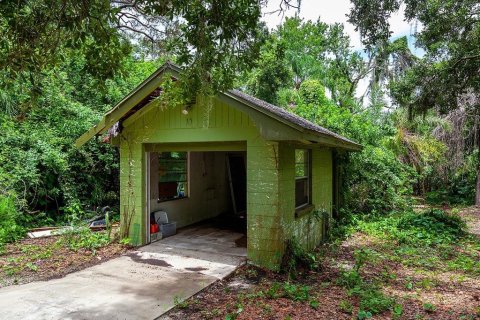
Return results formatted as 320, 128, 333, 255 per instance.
262, 0, 419, 52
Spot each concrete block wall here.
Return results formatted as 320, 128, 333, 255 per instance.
279, 144, 333, 251
119, 134, 145, 246
246, 138, 284, 270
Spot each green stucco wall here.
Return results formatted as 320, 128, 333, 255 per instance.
279, 143, 332, 260
279, 145, 332, 249
118, 96, 333, 270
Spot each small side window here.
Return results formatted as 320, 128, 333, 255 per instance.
295, 149, 311, 209
158, 152, 188, 201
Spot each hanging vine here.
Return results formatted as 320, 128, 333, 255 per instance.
119, 133, 137, 241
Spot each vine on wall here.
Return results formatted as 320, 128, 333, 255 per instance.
120, 134, 137, 241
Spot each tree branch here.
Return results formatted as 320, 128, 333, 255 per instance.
116, 24, 155, 42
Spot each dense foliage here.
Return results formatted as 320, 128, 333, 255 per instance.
0, 196, 25, 249
1, 0, 267, 106
240, 17, 420, 214
242, 13, 479, 213
349, 0, 480, 204
0, 53, 160, 233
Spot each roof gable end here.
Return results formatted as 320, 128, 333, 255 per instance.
75, 62, 361, 151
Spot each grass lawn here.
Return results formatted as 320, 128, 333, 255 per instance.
0, 227, 129, 287
163, 207, 480, 320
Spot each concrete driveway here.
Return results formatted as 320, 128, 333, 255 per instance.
0, 225, 246, 320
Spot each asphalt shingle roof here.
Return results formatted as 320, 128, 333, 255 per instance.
228, 89, 361, 148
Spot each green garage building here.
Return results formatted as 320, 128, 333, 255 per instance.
76, 62, 360, 270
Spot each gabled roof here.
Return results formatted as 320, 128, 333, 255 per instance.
75, 62, 361, 150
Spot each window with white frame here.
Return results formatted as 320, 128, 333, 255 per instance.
158, 152, 188, 201
295, 149, 311, 209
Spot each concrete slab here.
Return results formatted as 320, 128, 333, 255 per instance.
27, 227, 72, 239
151, 225, 247, 258
0, 226, 246, 320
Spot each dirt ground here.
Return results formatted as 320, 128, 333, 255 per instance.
0, 236, 129, 287
459, 206, 480, 236
163, 207, 480, 320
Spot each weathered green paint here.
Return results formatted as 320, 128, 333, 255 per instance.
74, 63, 354, 269
144, 141, 246, 152
219, 93, 361, 150
278, 144, 333, 255
118, 95, 334, 270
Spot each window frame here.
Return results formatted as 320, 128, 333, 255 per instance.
294, 149, 312, 210
157, 151, 190, 203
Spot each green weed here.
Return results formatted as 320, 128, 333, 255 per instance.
280, 237, 320, 277
337, 269, 362, 288
119, 237, 131, 246
337, 246, 395, 317
59, 227, 110, 252
173, 296, 189, 309
423, 302, 436, 313
357, 310, 373, 319
283, 282, 310, 301
244, 267, 258, 279
265, 282, 282, 299
393, 304, 403, 319
357, 288, 394, 315
309, 299, 319, 310
339, 300, 353, 314
25, 262, 38, 272
225, 302, 243, 320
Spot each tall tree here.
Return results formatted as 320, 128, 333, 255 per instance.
1, 1, 301, 102
243, 17, 376, 109
245, 36, 293, 103
349, 0, 480, 204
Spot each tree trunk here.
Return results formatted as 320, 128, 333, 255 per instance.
475, 113, 480, 206
473, 112, 480, 207
476, 167, 480, 206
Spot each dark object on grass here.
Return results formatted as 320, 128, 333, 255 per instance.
88, 206, 111, 228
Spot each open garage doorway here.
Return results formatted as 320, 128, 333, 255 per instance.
146, 148, 247, 252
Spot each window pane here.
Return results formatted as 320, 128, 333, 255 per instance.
295, 178, 309, 207
295, 149, 308, 178
158, 152, 188, 200
295, 149, 310, 208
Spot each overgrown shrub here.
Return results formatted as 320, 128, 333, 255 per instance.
0, 56, 160, 227
280, 238, 320, 277
286, 85, 415, 215
354, 209, 466, 246
265, 282, 311, 302
0, 196, 25, 248
425, 169, 476, 205
396, 209, 466, 245
343, 145, 415, 214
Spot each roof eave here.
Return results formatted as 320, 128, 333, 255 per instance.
75, 62, 181, 148
224, 90, 362, 151
76, 61, 363, 152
